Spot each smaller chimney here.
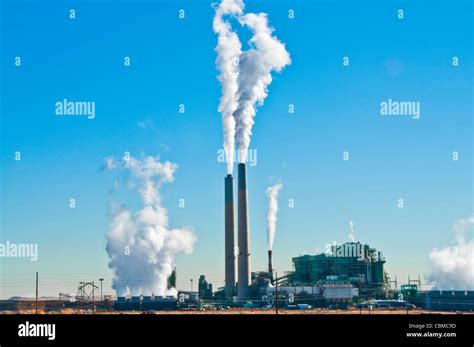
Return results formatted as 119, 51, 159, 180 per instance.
268, 250, 273, 273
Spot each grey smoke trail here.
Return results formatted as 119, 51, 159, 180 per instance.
428, 216, 474, 290
105, 155, 197, 297
213, 0, 243, 174
348, 221, 355, 242
213, 0, 291, 170
266, 183, 283, 250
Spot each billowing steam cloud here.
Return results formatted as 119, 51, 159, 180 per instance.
105, 155, 197, 297
266, 183, 283, 250
428, 216, 474, 290
348, 221, 356, 242
213, 0, 291, 173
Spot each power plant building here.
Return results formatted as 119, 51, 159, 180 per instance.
289, 242, 386, 296
198, 275, 213, 299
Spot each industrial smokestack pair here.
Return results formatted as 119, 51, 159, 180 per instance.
224, 163, 251, 300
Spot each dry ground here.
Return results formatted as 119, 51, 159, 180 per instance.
1, 308, 470, 315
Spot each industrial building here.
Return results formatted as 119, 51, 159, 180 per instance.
266, 283, 359, 307
286, 242, 387, 298
114, 296, 177, 311
401, 286, 474, 311
198, 275, 213, 299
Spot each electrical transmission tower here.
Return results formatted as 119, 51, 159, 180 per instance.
78, 281, 99, 314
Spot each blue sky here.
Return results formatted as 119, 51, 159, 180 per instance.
0, 0, 472, 298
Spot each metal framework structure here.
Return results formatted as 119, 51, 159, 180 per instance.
77, 281, 99, 313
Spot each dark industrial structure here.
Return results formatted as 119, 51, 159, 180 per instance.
401, 286, 474, 311
288, 242, 386, 298
114, 296, 177, 311
198, 275, 213, 299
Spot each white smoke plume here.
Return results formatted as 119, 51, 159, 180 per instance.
105, 155, 197, 297
234, 13, 291, 162
348, 221, 356, 242
266, 183, 283, 250
428, 216, 474, 290
213, 0, 243, 174
213, 0, 291, 172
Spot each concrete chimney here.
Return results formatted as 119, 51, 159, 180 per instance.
268, 250, 273, 273
237, 163, 251, 300
224, 174, 236, 298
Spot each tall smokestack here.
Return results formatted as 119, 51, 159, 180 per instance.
224, 174, 236, 298
268, 250, 273, 273
237, 163, 251, 300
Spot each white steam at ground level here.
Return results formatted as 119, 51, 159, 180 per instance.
105, 155, 196, 297
428, 216, 474, 290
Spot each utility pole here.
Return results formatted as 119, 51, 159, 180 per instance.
99, 278, 104, 301
190, 278, 193, 292
92, 281, 95, 313
35, 272, 38, 314
408, 274, 422, 290
79, 282, 84, 314
99, 278, 104, 312
275, 272, 278, 315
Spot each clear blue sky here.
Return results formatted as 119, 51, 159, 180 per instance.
0, 0, 472, 298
